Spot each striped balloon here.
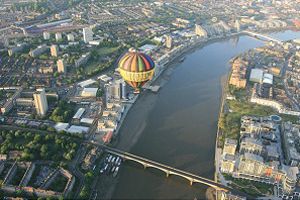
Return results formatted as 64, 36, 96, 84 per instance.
118, 51, 155, 91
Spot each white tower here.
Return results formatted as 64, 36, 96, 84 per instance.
57, 59, 66, 73
235, 20, 241, 32
55, 32, 62, 41
33, 88, 48, 116
83, 27, 93, 43
165, 35, 173, 49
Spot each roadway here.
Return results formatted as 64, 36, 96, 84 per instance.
282, 53, 300, 111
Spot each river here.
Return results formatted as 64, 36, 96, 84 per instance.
110, 30, 300, 199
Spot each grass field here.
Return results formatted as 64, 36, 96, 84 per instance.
222, 100, 277, 140
96, 47, 119, 56
84, 47, 120, 74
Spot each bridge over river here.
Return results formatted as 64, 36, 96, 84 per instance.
86, 142, 251, 198
242, 30, 283, 44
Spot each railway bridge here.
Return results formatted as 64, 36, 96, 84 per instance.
101, 145, 230, 191
85, 142, 251, 198
242, 30, 283, 44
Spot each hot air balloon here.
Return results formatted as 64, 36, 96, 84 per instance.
118, 49, 155, 93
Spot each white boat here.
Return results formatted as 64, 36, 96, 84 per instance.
107, 155, 112, 162
111, 157, 116, 163
117, 159, 122, 166
111, 166, 116, 173
113, 167, 119, 177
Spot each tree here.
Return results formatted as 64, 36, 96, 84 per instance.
218, 113, 226, 130
34, 134, 41, 142
21, 151, 34, 160
47, 127, 55, 132
0, 144, 8, 154
54, 71, 59, 78
79, 186, 89, 199
85, 171, 94, 184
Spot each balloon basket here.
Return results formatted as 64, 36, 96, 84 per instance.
133, 89, 141, 94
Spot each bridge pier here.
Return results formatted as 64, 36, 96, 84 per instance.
189, 180, 193, 186
166, 171, 170, 178
143, 163, 148, 169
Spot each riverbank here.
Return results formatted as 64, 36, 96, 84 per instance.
213, 28, 300, 198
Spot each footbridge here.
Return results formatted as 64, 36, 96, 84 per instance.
242, 30, 283, 44
96, 144, 230, 191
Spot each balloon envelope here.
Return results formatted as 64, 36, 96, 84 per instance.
118, 51, 155, 90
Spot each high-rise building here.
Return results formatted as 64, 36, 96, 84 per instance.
195, 24, 208, 37
57, 59, 66, 73
43, 32, 50, 40
235, 20, 241, 32
83, 27, 93, 43
108, 82, 121, 100
50, 45, 59, 57
107, 80, 127, 100
75, 53, 91, 68
8, 43, 26, 56
121, 81, 127, 99
67, 33, 75, 42
29, 45, 49, 58
165, 35, 173, 49
4, 38, 9, 47
55, 32, 62, 41
33, 88, 48, 116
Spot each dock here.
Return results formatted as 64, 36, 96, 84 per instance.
143, 85, 161, 93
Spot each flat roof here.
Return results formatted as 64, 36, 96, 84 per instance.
81, 88, 98, 97
139, 44, 157, 52
83, 87, 98, 92
80, 118, 94, 124
73, 108, 85, 119
78, 79, 96, 88
54, 122, 69, 132
250, 68, 264, 81
264, 73, 273, 80
263, 78, 273, 85
67, 125, 89, 134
